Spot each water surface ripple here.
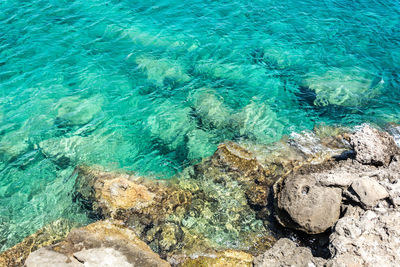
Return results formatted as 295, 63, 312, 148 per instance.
1, 0, 400, 251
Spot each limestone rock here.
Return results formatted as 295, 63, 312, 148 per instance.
349, 178, 389, 208
174, 250, 253, 267
276, 174, 342, 234
74, 166, 191, 224
210, 141, 272, 207
25, 220, 170, 267
328, 210, 400, 266
350, 124, 398, 166
253, 238, 326, 267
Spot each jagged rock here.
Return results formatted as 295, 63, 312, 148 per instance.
253, 238, 326, 267
209, 141, 272, 207
24, 220, 170, 267
348, 178, 389, 208
171, 250, 253, 267
328, 210, 400, 266
75, 164, 273, 257
0, 219, 74, 267
350, 124, 398, 166
74, 166, 191, 225
275, 173, 342, 234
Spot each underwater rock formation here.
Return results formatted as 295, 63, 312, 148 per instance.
0, 219, 76, 267
170, 250, 253, 267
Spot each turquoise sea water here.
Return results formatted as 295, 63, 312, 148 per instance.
1, 0, 400, 251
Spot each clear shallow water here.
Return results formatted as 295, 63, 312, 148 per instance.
1, 0, 400, 251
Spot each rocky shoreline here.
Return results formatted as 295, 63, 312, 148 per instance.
1, 124, 400, 266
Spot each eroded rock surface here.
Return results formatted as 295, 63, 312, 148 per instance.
0, 219, 74, 267
350, 124, 398, 166
170, 250, 254, 267
276, 174, 342, 234
328, 209, 400, 266
25, 220, 170, 267
254, 238, 326, 267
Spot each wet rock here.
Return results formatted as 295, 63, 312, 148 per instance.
0, 219, 76, 267
328, 209, 400, 266
253, 238, 326, 267
350, 124, 398, 166
75, 165, 191, 224
25, 220, 170, 267
348, 178, 389, 208
276, 173, 342, 234
209, 141, 272, 207
170, 250, 253, 267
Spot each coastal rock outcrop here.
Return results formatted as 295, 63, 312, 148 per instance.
6, 124, 400, 267
274, 124, 399, 235
24, 220, 170, 267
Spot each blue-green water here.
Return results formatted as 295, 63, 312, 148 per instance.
1, 0, 400, 251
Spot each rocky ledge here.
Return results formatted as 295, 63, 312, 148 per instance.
1, 124, 400, 266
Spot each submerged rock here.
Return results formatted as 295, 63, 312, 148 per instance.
0, 219, 75, 267
303, 68, 381, 107
171, 250, 253, 267
24, 220, 170, 267
253, 238, 326, 267
55, 95, 103, 126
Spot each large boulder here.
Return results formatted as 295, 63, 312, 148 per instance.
275, 173, 342, 234
24, 220, 170, 267
253, 238, 326, 267
350, 124, 398, 166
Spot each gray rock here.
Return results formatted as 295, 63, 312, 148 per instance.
349, 178, 389, 208
253, 238, 325, 267
328, 209, 400, 266
350, 124, 398, 166
276, 174, 342, 234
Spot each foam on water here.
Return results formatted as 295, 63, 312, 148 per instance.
1, 0, 400, 251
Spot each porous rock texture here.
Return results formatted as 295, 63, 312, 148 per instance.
276, 173, 342, 234
254, 238, 326, 267
350, 124, 398, 166
272, 124, 400, 266
24, 220, 170, 267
